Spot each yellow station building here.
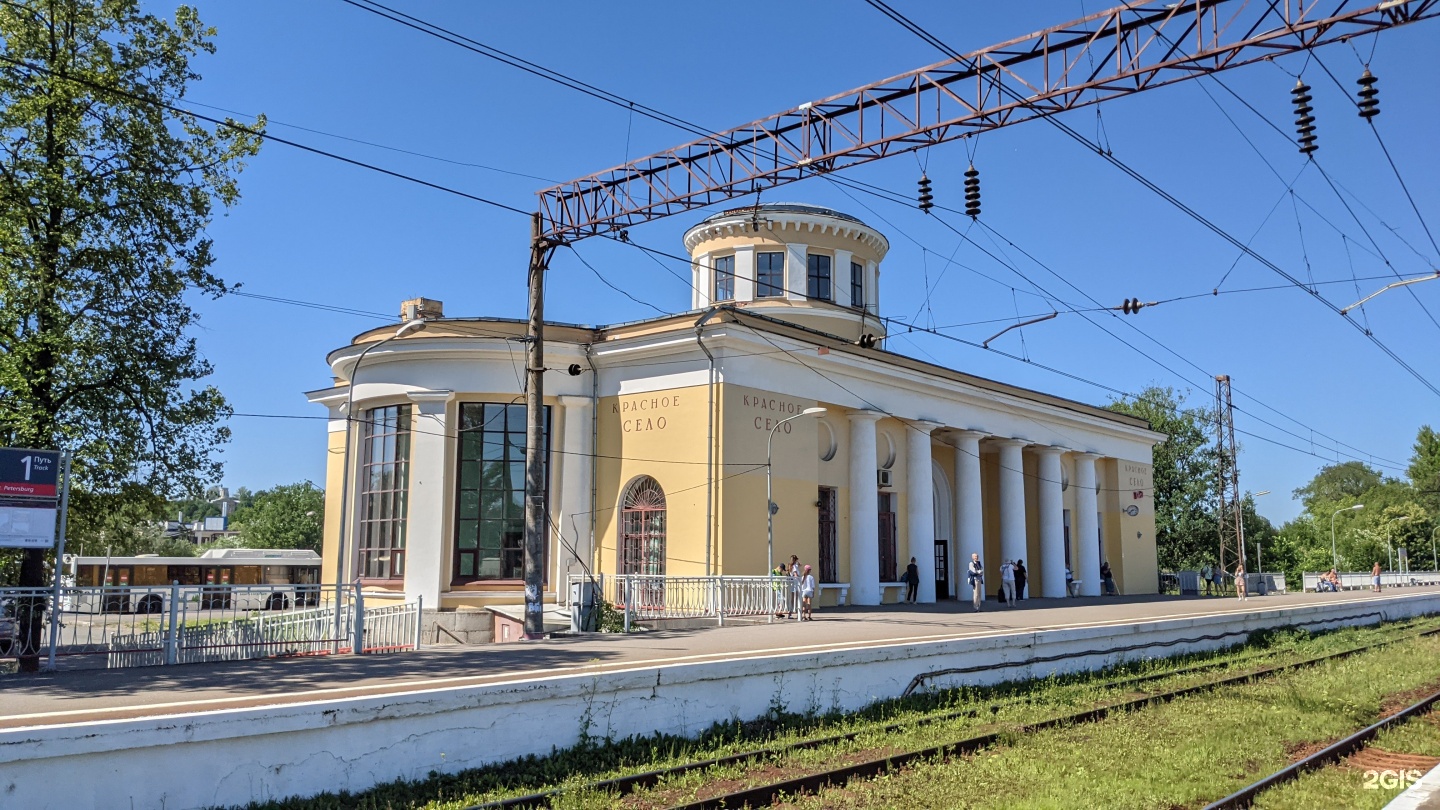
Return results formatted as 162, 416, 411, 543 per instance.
308, 203, 1163, 615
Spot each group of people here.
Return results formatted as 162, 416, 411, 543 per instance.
772, 555, 817, 620
1199, 561, 1249, 600
1314, 562, 1386, 593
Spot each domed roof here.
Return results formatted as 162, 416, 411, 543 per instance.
696, 202, 867, 227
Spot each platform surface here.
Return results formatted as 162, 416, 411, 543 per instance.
3, 586, 1437, 731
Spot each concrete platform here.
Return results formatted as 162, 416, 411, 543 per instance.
2, 587, 1436, 731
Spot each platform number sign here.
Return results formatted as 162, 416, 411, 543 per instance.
0, 447, 64, 548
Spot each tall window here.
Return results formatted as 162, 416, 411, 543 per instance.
817, 486, 838, 583
620, 477, 666, 575
713, 255, 735, 301
453, 403, 551, 582
851, 261, 865, 310
807, 254, 832, 301
756, 251, 785, 297
358, 405, 411, 580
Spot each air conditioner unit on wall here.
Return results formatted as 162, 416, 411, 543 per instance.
877, 469, 892, 488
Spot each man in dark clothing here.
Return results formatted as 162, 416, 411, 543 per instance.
1014, 559, 1028, 600
904, 557, 920, 603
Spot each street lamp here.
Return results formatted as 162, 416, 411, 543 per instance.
1384, 516, 1411, 572
334, 318, 427, 592
1432, 525, 1439, 574
766, 407, 827, 575
1330, 504, 1364, 572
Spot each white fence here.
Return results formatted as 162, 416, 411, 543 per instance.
1301, 570, 1440, 593
0, 584, 422, 671
1177, 571, 1288, 595
569, 574, 799, 629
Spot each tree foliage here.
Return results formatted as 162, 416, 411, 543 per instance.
1409, 425, 1440, 514
1107, 386, 1222, 570
0, 0, 260, 667
228, 481, 324, 552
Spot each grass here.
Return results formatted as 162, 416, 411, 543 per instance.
766, 631, 1440, 808
1251, 712, 1440, 809
237, 617, 1440, 810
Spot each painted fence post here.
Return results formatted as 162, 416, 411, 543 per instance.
414, 595, 424, 650
164, 582, 180, 665
352, 583, 365, 654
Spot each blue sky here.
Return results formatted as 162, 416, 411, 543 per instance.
171, 1, 1439, 526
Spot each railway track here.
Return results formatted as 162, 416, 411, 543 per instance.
467, 617, 1437, 810
1204, 688, 1440, 809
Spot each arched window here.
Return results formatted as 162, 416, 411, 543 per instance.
620, 476, 666, 576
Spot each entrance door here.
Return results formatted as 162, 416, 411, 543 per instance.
934, 539, 950, 599
877, 492, 897, 582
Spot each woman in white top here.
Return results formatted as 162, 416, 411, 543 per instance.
1000, 559, 1016, 607
799, 564, 817, 621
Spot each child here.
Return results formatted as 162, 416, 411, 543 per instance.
800, 565, 816, 621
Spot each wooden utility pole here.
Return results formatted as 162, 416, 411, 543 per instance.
524, 214, 557, 638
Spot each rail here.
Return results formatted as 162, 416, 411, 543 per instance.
567, 574, 801, 629
1302, 571, 1440, 592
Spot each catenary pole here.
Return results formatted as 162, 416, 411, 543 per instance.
524, 213, 558, 638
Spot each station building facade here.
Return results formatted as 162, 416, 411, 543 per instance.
308, 204, 1163, 610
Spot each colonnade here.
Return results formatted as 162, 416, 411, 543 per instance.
845, 410, 1106, 605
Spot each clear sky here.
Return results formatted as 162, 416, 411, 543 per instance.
165, 1, 1439, 526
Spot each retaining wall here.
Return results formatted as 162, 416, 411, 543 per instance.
3, 592, 1438, 809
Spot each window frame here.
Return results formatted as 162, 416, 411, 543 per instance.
357, 404, 412, 583
851, 261, 865, 310
756, 251, 785, 298
712, 254, 735, 302
451, 402, 552, 585
807, 253, 832, 301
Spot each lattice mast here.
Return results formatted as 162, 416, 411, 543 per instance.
1214, 375, 1245, 575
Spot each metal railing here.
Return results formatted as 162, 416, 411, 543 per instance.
1176, 571, 1288, 595
1302, 571, 1440, 593
568, 574, 803, 630
0, 583, 422, 671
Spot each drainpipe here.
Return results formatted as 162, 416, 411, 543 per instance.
585, 342, 600, 577
694, 308, 719, 575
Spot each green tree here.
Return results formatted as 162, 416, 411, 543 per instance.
229, 482, 324, 552
0, 0, 261, 670
1107, 386, 1220, 571
1408, 425, 1440, 515
1291, 461, 1385, 511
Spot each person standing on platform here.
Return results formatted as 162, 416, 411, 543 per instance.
1065, 564, 1075, 597
1200, 564, 1213, 595
1372, 561, 1382, 593
1101, 561, 1118, 596
904, 557, 920, 603
968, 553, 986, 612
1014, 559, 1028, 600
999, 559, 1016, 607
799, 565, 816, 621
1235, 561, 1247, 600
1212, 565, 1225, 596
771, 564, 788, 616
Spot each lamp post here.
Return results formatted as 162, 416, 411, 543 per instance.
1432, 525, 1439, 574
334, 318, 427, 592
766, 407, 827, 575
1384, 516, 1411, 573
1330, 504, 1364, 572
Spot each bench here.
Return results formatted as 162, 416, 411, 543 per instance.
879, 582, 909, 603
816, 582, 851, 606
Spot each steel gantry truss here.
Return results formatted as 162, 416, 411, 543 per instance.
517, 0, 1438, 635
1215, 375, 1246, 579
535, 0, 1437, 241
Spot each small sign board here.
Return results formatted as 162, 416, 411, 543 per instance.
0, 448, 62, 498
0, 447, 64, 548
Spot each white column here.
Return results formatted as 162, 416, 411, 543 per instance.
951, 431, 986, 600
557, 396, 594, 586
1073, 453, 1101, 596
867, 260, 879, 315
996, 439, 1028, 573
786, 242, 808, 301
1036, 446, 1067, 599
693, 251, 712, 310
404, 390, 453, 606
848, 410, 883, 605
835, 248, 854, 307
906, 421, 940, 603
734, 245, 755, 302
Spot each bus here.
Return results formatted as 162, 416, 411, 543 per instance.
69, 548, 323, 614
